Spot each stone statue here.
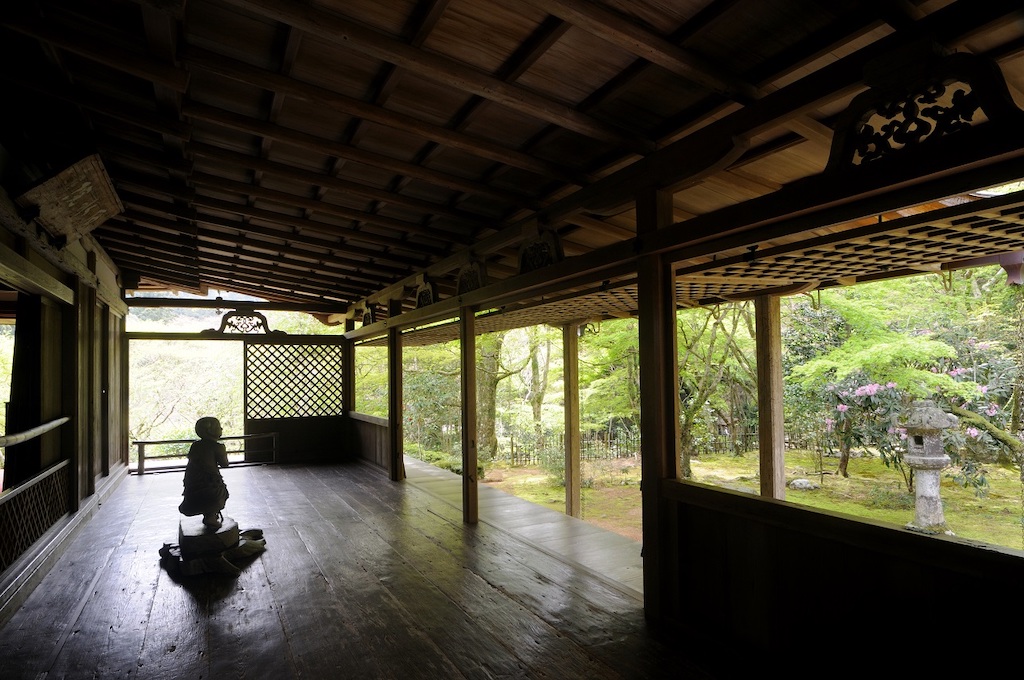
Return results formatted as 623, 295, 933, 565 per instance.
178, 417, 230, 528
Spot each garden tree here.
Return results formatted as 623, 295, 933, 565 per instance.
781, 297, 849, 452
129, 338, 243, 449
476, 331, 530, 462
577, 319, 640, 439
676, 303, 756, 478
1000, 283, 1024, 438
353, 345, 388, 417
523, 325, 555, 448
787, 273, 1006, 484
263, 310, 345, 335
403, 342, 461, 454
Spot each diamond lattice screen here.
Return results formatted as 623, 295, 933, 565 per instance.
0, 463, 70, 573
245, 342, 345, 419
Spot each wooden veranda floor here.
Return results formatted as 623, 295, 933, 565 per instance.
403, 457, 644, 595
0, 461, 719, 679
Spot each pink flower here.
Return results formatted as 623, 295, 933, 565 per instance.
854, 383, 881, 397
886, 382, 897, 389
986, 403, 998, 416
966, 427, 980, 438
836, 404, 849, 412
824, 418, 835, 432
979, 385, 988, 394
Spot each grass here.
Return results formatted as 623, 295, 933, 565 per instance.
481, 449, 1024, 552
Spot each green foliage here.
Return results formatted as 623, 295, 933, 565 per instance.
405, 442, 482, 477
354, 345, 388, 417
865, 484, 915, 510
403, 342, 461, 455
263, 311, 346, 335
785, 268, 1021, 493
578, 319, 640, 431
789, 327, 962, 398
129, 339, 243, 447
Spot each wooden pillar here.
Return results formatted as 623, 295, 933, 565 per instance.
755, 294, 786, 499
387, 300, 405, 481
341, 319, 356, 414
636, 187, 679, 622
121, 319, 131, 472
460, 307, 479, 524
563, 323, 581, 517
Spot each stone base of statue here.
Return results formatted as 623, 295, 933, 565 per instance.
179, 515, 240, 558
159, 516, 266, 577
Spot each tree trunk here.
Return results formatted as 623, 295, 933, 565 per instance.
837, 420, 851, 477
527, 328, 550, 450
837, 443, 850, 478
679, 411, 695, 478
477, 333, 503, 463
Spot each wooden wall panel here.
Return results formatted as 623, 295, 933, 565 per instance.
662, 480, 1024, 670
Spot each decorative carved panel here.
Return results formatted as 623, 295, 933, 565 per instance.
456, 260, 487, 294
203, 309, 284, 335
827, 50, 1024, 173
518, 230, 564, 274
415, 280, 437, 308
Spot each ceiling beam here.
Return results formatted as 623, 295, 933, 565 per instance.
520, 0, 755, 101
218, 0, 654, 154
182, 47, 586, 185
182, 101, 533, 207
189, 172, 472, 244
187, 141, 486, 225
2, 13, 189, 92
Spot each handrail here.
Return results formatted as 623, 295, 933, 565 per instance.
0, 417, 70, 448
132, 432, 278, 474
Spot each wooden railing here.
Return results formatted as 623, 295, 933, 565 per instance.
0, 416, 70, 448
348, 412, 390, 471
132, 433, 278, 474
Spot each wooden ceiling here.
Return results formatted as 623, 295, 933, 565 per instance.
2, 0, 1024, 327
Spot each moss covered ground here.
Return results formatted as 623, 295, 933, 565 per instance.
481, 449, 1024, 551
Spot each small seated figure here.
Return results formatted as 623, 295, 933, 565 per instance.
178, 417, 229, 528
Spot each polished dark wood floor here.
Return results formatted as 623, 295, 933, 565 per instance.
0, 461, 715, 679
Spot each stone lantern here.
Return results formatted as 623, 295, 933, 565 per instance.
902, 400, 957, 533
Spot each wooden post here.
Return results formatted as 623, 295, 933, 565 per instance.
341, 319, 356, 464
563, 323, 581, 517
341, 320, 356, 414
460, 307, 479, 524
122, 321, 131, 471
342, 318, 356, 411
755, 294, 786, 499
387, 299, 405, 481
636, 187, 679, 623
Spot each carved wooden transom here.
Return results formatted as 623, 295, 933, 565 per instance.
205, 309, 284, 335
827, 51, 1024, 173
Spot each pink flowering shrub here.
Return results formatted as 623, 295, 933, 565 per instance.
824, 376, 910, 487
